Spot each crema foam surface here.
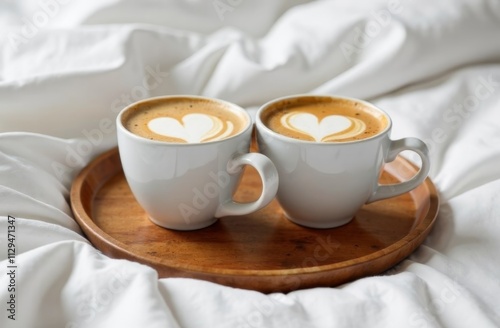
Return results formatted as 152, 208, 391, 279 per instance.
123, 98, 247, 143
261, 98, 388, 142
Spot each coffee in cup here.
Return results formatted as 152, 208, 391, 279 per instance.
260, 96, 388, 143
122, 97, 247, 143
256, 95, 430, 229
117, 95, 279, 231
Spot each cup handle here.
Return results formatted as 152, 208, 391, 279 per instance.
215, 153, 279, 217
367, 138, 430, 203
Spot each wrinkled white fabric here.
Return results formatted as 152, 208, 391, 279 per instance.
1, 0, 500, 327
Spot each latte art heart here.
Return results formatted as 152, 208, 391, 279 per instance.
148, 113, 234, 143
281, 112, 366, 142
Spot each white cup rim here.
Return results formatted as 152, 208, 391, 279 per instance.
116, 95, 252, 146
256, 94, 393, 145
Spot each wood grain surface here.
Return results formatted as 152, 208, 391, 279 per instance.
70, 145, 439, 293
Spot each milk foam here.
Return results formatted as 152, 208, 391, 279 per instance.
281, 111, 367, 142
123, 98, 246, 143
148, 113, 235, 143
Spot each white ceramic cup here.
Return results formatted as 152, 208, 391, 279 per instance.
256, 94, 430, 229
117, 95, 279, 231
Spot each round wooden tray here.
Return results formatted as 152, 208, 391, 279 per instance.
70, 146, 439, 293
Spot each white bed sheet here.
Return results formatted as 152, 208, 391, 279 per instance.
1, 0, 500, 327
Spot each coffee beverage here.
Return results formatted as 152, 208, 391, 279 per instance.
260, 96, 388, 142
256, 94, 430, 229
117, 95, 279, 230
122, 97, 248, 143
